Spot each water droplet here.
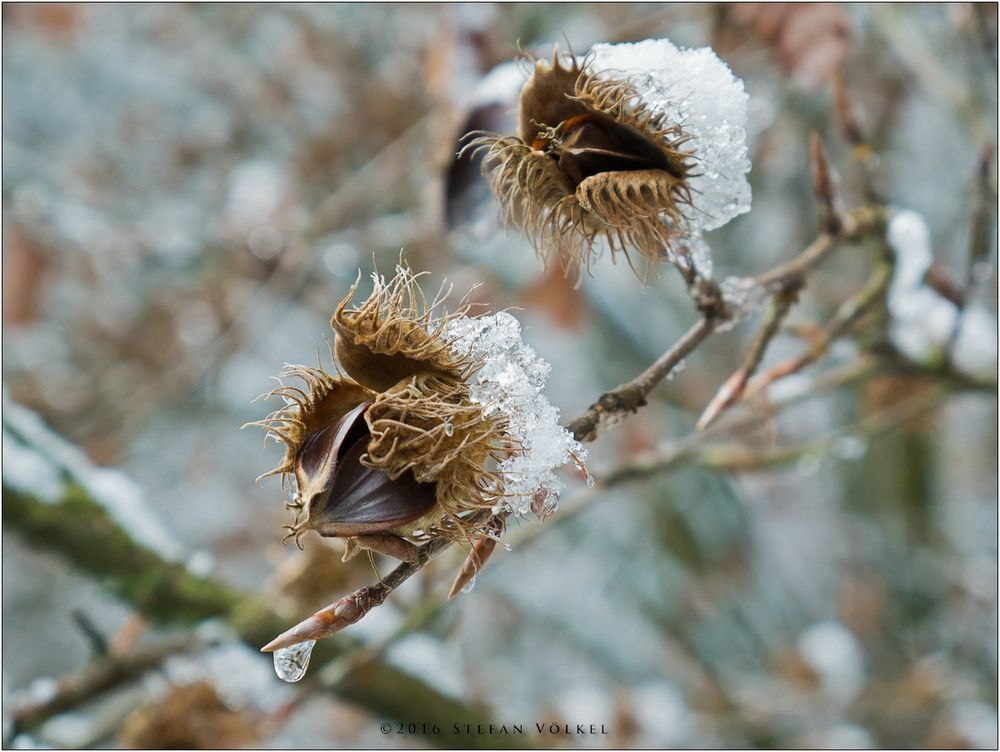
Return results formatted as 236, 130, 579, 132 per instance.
443, 422, 454, 437
503, 543, 512, 552
273, 639, 316, 683
461, 576, 477, 594
585, 473, 596, 488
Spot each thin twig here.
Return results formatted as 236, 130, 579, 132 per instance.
567, 316, 720, 443
755, 205, 885, 293
262, 203, 892, 651
744, 262, 893, 400
809, 131, 843, 235
698, 197, 885, 429
485, 359, 883, 556
6, 635, 203, 740
606, 379, 949, 485
558, 207, 883, 448
696, 289, 797, 430
261, 537, 453, 652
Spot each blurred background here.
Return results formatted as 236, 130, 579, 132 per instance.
2, 3, 997, 749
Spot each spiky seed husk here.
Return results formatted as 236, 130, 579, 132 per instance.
246, 367, 374, 491
366, 372, 516, 522
465, 47, 697, 273
250, 268, 520, 555
331, 268, 473, 392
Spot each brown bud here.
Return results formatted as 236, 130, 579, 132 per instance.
448, 538, 497, 600
261, 588, 380, 652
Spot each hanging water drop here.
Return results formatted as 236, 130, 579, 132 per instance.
461, 576, 477, 594
273, 639, 316, 683
443, 422, 454, 437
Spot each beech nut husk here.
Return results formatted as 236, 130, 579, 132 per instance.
463, 47, 696, 274
247, 267, 518, 561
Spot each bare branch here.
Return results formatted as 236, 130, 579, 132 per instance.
745, 262, 893, 400
261, 536, 453, 652
6, 635, 202, 740
568, 316, 719, 443
755, 205, 887, 293
698, 203, 888, 429
496, 359, 883, 556
609, 380, 950, 485
697, 290, 797, 430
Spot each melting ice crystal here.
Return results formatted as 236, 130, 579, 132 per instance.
443, 312, 584, 519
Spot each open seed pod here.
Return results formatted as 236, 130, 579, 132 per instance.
464, 38, 751, 277
248, 266, 581, 563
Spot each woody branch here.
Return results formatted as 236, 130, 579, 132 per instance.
262, 139, 897, 653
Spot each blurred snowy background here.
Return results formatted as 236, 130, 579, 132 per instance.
3, 3, 997, 749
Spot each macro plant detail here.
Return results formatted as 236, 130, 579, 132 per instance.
249, 266, 584, 660
250, 267, 582, 557
238, 33, 997, 682
3, 7, 996, 748
465, 38, 751, 275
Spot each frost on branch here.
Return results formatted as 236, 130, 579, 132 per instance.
3, 390, 184, 562
887, 209, 997, 377
443, 312, 585, 520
